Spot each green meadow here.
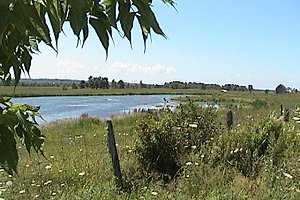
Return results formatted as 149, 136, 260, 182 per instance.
0, 86, 209, 97
1, 89, 300, 199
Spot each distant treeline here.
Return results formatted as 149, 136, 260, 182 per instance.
163, 81, 247, 91
1, 77, 248, 91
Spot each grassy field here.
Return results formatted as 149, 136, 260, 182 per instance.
0, 86, 213, 97
1, 90, 300, 199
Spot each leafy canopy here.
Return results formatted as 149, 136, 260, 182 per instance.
0, 0, 175, 175
0, 96, 45, 175
0, 0, 175, 85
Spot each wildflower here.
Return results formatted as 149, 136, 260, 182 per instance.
151, 191, 158, 196
189, 124, 198, 128
234, 148, 239, 153
186, 161, 192, 166
44, 180, 52, 186
195, 162, 199, 166
191, 145, 197, 150
19, 189, 26, 194
50, 155, 55, 159
52, 192, 57, 196
78, 172, 85, 176
34, 194, 40, 198
200, 154, 205, 158
45, 165, 52, 169
59, 169, 63, 173
283, 172, 293, 179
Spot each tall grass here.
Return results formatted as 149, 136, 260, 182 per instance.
1, 95, 300, 199
0, 86, 213, 97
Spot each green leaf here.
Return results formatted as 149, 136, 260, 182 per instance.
46, 0, 62, 46
22, 48, 32, 74
20, 3, 52, 46
82, 22, 89, 48
68, 0, 89, 46
10, 103, 40, 113
0, 125, 18, 175
31, 126, 45, 155
103, 0, 117, 28
0, 96, 11, 104
137, 15, 150, 51
118, 1, 135, 42
12, 59, 21, 86
89, 17, 110, 57
133, 0, 167, 51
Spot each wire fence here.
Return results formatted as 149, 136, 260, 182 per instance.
0, 119, 113, 190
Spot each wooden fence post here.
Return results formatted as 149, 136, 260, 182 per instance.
226, 110, 233, 130
283, 108, 289, 122
106, 120, 123, 189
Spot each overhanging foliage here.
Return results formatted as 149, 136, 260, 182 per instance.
0, 96, 45, 175
0, 0, 174, 175
0, 0, 175, 85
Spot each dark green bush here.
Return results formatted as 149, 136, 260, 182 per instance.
134, 102, 222, 179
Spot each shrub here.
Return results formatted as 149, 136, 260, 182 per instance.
251, 99, 268, 109
134, 102, 222, 180
204, 118, 284, 176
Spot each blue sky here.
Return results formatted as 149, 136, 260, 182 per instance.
29, 0, 300, 89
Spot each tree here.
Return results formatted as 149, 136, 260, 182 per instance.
72, 82, 78, 89
79, 80, 86, 89
111, 79, 116, 89
118, 80, 125, 89
139, 80, 144, 89
0, 0, 175, 175
248, 85, 253, 94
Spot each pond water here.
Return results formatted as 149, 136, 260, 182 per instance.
12, 95, 179, 122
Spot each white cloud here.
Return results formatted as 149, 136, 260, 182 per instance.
56, 59, 85, 75
103, 62, 176, 75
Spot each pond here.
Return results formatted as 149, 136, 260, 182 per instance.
12, 95, 179, 122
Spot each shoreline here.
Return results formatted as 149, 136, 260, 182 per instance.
0, 86, 214, 98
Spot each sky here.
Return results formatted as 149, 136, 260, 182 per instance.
29, 0, 300, 90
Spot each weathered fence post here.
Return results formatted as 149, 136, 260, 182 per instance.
226, 110, 233, 130
106, 119, 123, 189
283, 108, 289, 122
280, 104, 283, 116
